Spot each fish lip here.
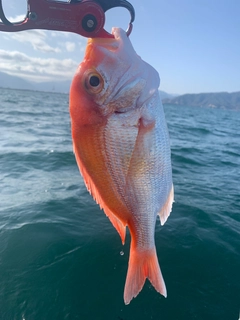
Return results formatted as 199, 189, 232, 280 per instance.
114, 109, 126, 114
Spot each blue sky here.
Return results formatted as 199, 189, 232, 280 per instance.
0, 0, 239, 94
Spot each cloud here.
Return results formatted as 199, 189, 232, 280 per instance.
51, 31, 70, 38
65, 41, 76, 52
9, 30, 61, 53
59, 35, 87, 52
0, 49, 78, 82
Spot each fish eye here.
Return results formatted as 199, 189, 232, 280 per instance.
84, 71, 104, 94
89, 75, 100, 87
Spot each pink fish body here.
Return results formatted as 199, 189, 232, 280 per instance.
70, 28, 174, 304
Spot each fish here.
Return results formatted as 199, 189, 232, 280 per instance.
69, 27, 174, 305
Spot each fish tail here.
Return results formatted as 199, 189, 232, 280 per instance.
124, 245, 166, 305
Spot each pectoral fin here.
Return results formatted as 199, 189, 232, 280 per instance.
104, 207, 126, 245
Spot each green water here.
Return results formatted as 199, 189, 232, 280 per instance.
0, 88, 239, 319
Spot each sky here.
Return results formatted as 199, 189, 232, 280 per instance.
0, 0, 240, 94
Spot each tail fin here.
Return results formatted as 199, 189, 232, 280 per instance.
124, 246, 167, 305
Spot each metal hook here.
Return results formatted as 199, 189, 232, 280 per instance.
0, 0, 135, 38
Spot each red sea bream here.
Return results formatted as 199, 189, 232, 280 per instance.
69, 27, 174, 304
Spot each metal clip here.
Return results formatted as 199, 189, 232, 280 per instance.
0, 0, 135, 38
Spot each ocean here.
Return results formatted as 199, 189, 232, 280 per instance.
0, 87, 239, 320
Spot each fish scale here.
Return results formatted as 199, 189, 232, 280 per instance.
104, 112, 139, 201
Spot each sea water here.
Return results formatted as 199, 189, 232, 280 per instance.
0, 88, 239, 319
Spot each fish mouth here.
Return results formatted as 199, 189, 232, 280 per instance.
114, 109, 126, 114
85, 27, 135, 62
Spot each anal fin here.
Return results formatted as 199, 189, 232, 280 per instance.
158, 184, 174, 226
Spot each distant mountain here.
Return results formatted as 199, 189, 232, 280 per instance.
159, 90, 178, 100
0, 71, 71, 93
163, 92, 240, 110
0, 71, 35, 91
35, 80, 71, 94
